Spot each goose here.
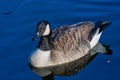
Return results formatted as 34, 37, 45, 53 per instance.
29, 20, 112, 80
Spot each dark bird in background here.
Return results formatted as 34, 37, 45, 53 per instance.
29, 20, 112, 80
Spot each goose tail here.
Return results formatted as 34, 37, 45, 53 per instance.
89, 21, 112, 49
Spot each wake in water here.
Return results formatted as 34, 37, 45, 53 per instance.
1, 0, 32, 15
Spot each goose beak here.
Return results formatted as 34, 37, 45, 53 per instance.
32, 32, 40, 41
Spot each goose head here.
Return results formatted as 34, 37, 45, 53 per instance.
32, 20, 51, 41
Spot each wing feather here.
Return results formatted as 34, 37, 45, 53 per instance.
51, 22, 94, 51
50, 22, 95, 64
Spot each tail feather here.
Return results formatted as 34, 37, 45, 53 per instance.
91, 20, 111, 34
99, 21, 112, 33
89, 21, 112, 49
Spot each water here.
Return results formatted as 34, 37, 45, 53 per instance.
0, 0, 120, 80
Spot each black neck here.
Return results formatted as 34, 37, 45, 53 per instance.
37, 32, 52, 51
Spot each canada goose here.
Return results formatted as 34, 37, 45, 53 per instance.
29, 20, 112, 80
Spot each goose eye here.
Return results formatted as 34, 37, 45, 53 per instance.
37, 27, 42, 32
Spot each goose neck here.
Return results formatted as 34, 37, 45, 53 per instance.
38, 33, 52, 51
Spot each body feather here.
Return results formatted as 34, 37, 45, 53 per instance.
50, 22, 94, 64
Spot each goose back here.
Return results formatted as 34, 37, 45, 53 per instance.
50, 22, 95, 64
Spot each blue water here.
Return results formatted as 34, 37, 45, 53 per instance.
0, 0, 120, 80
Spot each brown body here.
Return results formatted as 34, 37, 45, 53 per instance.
50, 22, 94, 65
30, 51, 98, 76
29, 21, 112, 80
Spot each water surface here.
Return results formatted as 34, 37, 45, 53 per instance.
0, 0, 120, 80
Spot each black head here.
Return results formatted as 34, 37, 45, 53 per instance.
32, 20, 51, 41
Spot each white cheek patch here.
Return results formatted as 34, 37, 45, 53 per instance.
43, 24, 50, 36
